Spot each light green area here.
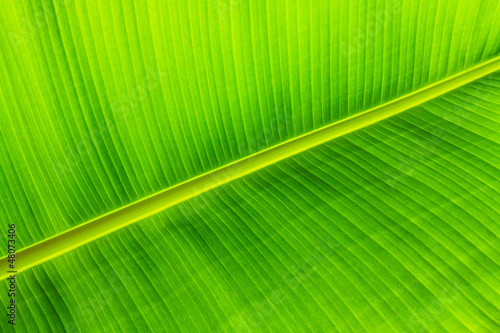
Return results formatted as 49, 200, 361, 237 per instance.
0, 0, 499, 332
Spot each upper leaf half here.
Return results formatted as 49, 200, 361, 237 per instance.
1, 0, 499, 250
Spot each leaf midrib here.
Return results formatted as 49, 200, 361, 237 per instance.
3, 56, 500, 279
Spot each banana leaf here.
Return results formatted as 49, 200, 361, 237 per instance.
0, 0, 499, 331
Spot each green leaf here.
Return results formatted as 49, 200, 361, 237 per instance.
1, 0, 499, 332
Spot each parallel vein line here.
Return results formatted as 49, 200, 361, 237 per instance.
2, 55, 499, 279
